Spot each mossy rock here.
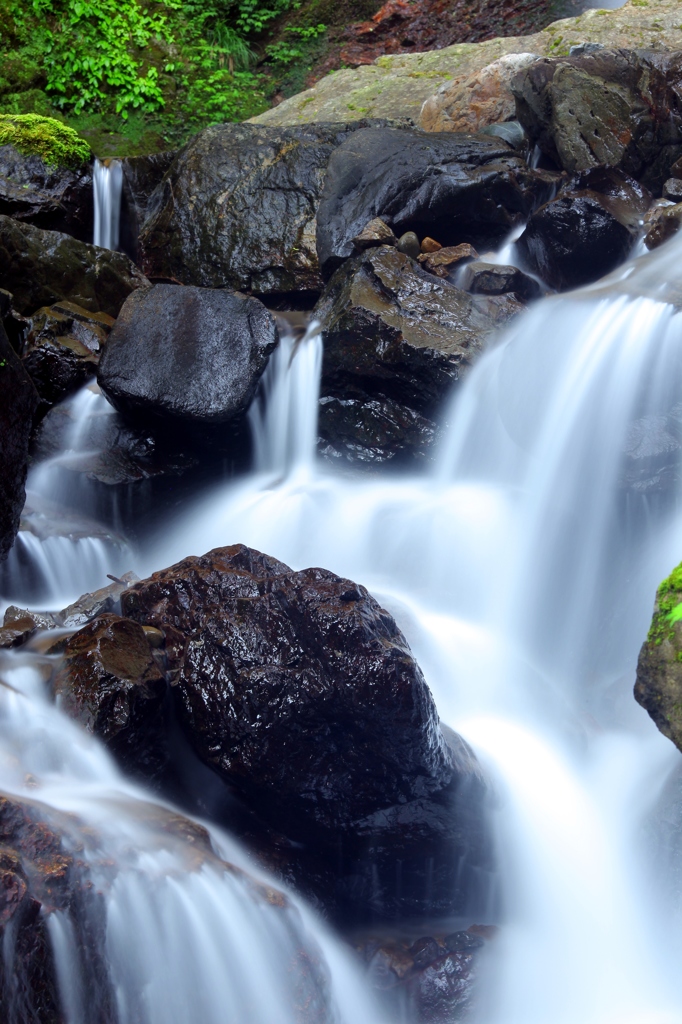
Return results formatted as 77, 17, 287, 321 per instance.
635, 561, 682, 751
0, 114, 90, 168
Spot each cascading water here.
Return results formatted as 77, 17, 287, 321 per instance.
93, 158, 123, 251
6, 225, 682, 1021
138, 232, 682, 1022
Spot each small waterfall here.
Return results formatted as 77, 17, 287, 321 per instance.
152, 232, 682, 1023
248, 320, 322, 477
0, 651, 386, 1024
1, 385, 130, 612
93, 158, 123, 250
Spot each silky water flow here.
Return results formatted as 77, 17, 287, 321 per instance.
93, 159, 123, 251
4, 232, 682, 1021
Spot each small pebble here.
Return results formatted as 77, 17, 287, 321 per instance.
397, 231, 421, 259
420, 236, 442, 254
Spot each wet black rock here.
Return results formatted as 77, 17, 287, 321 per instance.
97, 284, 278, 428
22, 301, 113, 407
517, 192, 634, 291
511, 49, 682, 193
315, 245, 523, 465
120, 544, 492, 921
138, 121, 388, 297
52, 613, 168, 779
0, 215, 149, 317
0, 144, 93, 241
119, 151, 175, 261
0, 321, 39, 563
459, 260, 542, 301
316, 126, 556, 278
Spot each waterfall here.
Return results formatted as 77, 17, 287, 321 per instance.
8, 227, 682, 1021
148, 231, 682, 1022
1, 385, 130, 614
0, 651, 386, 1024
93, 159, 123, 250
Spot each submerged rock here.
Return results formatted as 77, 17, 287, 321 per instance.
0, 321, 39, 563
52, 613, 168, 779
315, 245, 522, 464
316, 126, 555, 278
138, 121, 387, 297
97, 284, 278, 428
0, 143, 93, 241
21, 301, 113, 407
511, 49, 682, 193
116, 544, 492, 921
0, 215, 148, 317
636, 562, 682, 751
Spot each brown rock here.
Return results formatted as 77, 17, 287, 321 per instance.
644, 202, 682, 250
22, 301, 114, 406
352, 217, 397, 250
52, 613, 167, 779
420, 237, 442, 253
420, 53, 540, 133
418, 243, 479, 277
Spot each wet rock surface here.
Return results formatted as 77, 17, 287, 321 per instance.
356, 926, 488, 1023
511, 49, 682, 193
0, 144, 93, 242
315, 245, 523, 464
459, 261, 542, 301
138, 121, 392, 297
316, 126, 555, 279
112, 544, 492, 921
119, 151, 176, 261
21, 301, 113, 407
0, 215, 149, 317
517, 191, 635, 292
98, 284, 278, 429
0, 321, 39, 563
52, 613, 168, 779
0, 794, 115, 1024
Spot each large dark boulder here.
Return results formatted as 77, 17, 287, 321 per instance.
517, 191, 634, 291
97, 284, 278, 428
51, 613, 168, 779
0, 321, 39, 563
636, 562, 682, 751
138, 121, 389, 297
21, 301, 113, 407
510, 49, 682, 193
315, 245, 523, 464
0, 215, 149, 317
117, 544, 492, 921
0, 144, 93, 241
316, 126, 556, 278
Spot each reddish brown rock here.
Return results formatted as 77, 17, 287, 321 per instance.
418, 243, 479, 277
420, 53, 539, 134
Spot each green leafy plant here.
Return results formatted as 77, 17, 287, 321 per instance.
0, 112, 90, 165
265, 22, 324, 65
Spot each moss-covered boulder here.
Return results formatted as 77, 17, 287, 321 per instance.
635, 563, 682, 750
0, 114, 90, 168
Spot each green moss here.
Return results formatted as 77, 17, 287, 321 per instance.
0, 113, 90, 167
647, 561, 682, 645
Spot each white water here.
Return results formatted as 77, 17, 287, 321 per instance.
137, 235, 682, 1022
93, 158, 123, 251
4, 229, 682, 1022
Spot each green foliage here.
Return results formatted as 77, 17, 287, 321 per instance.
265, 22, 324, 64
29, 0, 169, 116
0, 112, 90, 165
235, 0, 298, 35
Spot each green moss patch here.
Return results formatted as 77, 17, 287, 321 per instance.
0, 113, 90, 167
648, 561, 682, 644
